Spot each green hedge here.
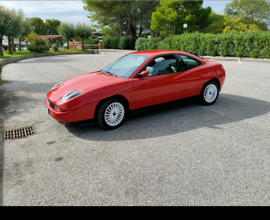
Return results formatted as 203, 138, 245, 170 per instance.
29, 38, 50, 54
135, 31, 270, 58
102, 36, 136, 50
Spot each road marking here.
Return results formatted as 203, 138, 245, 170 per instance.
238, 58, 241, 64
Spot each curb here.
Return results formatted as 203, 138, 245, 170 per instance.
0, 51, 95, 66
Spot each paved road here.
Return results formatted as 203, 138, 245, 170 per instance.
1, 50, 270, 205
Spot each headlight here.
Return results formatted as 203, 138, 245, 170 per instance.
59, 90, 83, 102
51, 82, 63, 90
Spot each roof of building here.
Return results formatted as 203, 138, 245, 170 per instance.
39, 35, 62, 40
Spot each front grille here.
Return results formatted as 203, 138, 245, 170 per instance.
48, 99, 56, 109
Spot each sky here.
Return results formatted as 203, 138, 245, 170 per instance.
0, 0, 231, 25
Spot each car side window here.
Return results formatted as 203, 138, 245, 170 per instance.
179, 55, 201, 71
145, 55, 178, 76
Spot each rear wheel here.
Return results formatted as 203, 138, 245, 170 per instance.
96, 97, 126, 130
200, 81, 219, 105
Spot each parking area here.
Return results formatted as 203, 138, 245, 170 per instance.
1, 50, 270, 205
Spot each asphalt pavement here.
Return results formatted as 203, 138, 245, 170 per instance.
0, 50, 270, 205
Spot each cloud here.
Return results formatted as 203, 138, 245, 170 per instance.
0, 1, 90, 23
0, 1, 84, 13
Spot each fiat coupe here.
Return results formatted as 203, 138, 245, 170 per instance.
45, 50, 226, 129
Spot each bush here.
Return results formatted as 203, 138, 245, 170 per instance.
260, 32, 270, 58
134, 31, 270, 58
261, 47, 270, 58
205, 34, 218, 56
102, 36, 116, 49
135, 37, 150, 51
216, 33, 234, 57
147, 37, 161, 50
118, 36, 136, 50
28, 38, 50, 53
188, 32, 202, 55
85, 37, 100, 44
232, 33, 246, 57
157, 35, 174, 50
170, 35, 182, 51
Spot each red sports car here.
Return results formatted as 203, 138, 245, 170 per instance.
45, 50, 226, 129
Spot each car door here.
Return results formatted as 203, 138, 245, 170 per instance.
178, 54, 206, 97
132, 54, 187, 109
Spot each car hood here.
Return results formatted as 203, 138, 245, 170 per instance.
47, 71, 127, 102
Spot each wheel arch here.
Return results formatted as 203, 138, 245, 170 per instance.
94, 95, 130, 118
205, 78, 220, 91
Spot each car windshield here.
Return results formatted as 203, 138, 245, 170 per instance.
101, 54, 149, 78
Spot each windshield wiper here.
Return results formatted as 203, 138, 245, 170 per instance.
103, 70, 117, 77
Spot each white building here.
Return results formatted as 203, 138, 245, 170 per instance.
2, 36, 8, 45
2, 36, 21, 46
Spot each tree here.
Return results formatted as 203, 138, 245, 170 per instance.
25, 31, 39, 42
223, 15, 260, 33
203, 11, 225, 34
240, 17, 268, 31
18, 18, 31, 51
82, 0, 158, 37
75, 22, 93, 50
29, 17, 45, 35
58, 22, 76, 49
0, 6, 10, 56
150, 0, 212, 37
5, 8, 24, 55
44, 19, 61, 35
224, 0, 270, 27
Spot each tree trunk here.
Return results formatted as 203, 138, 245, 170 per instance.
120, 26, 124, 37
126, 13, 131, 36
8, 37, 13, 55
18, 37, 22, 51
0, 36, 3, 56
130, 24, 137, 37
12, 38, 16, 52
117, 13, 124, 36
82, 39, 85, 50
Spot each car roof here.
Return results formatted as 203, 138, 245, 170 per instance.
130, 50, 180, 56
130, 50, 206, 63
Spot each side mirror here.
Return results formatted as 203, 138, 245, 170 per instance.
139, 70, 150, 77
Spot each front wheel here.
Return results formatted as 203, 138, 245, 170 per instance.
96, 98, 126, 130
200, 81, 219, 105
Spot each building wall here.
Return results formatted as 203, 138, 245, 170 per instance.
2, 36, 23, 46
68, 41, 82, 50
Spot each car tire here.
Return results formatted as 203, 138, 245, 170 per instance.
96, 97, 127, 130
200, 81, 219, 105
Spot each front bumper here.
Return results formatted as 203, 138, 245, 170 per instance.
45, 98, 96, 123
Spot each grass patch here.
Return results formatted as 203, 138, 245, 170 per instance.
0, 50, 32, 59
0, 49, 87, 60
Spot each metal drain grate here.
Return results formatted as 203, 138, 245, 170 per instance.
4, 126, 36, 140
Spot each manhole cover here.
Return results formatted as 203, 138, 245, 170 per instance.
4, 126, 36, 140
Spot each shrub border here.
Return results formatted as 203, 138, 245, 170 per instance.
0, 51, 94, 66
135, 31, 270, 58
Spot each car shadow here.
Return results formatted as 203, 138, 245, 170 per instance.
65, 93, 270, 141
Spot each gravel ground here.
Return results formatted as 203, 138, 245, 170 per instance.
0, 50, 270, 206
